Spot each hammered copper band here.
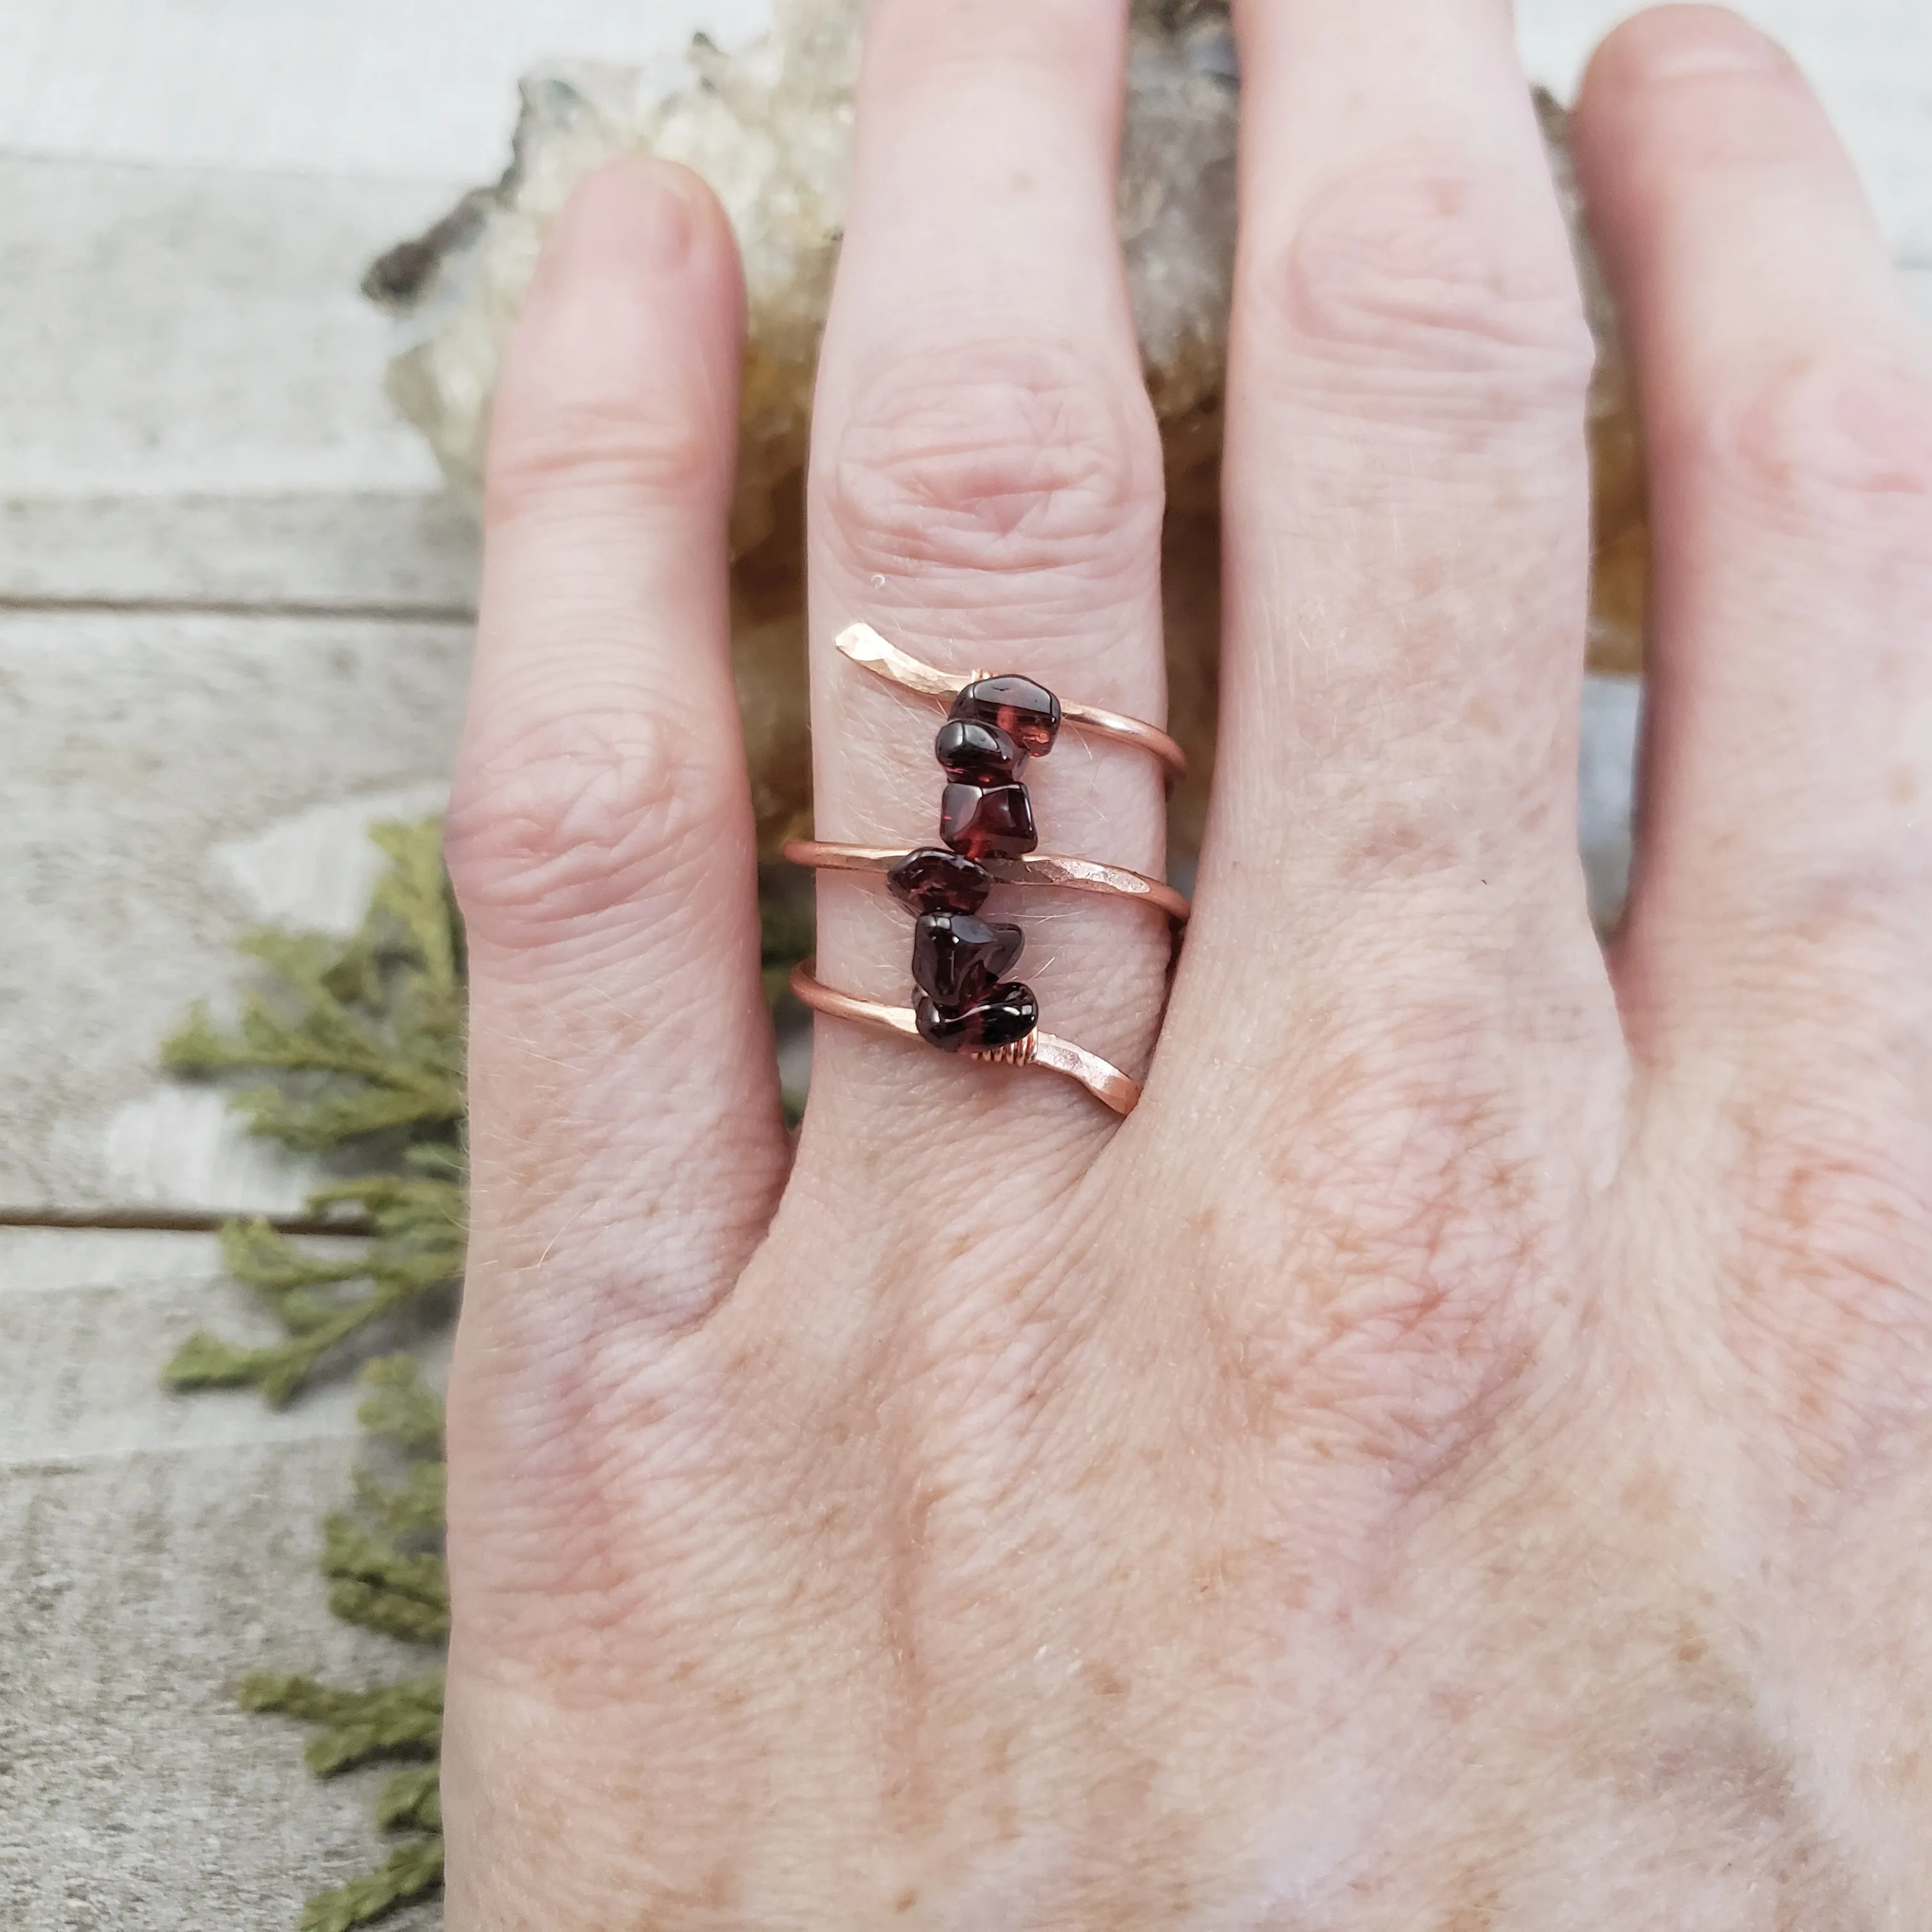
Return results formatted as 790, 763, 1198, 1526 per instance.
790, 963, 1142, 1117
783, 839, 1191, 927
836, 623, 1188, 781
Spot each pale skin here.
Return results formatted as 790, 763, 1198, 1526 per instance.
436, 0, 1932, 1923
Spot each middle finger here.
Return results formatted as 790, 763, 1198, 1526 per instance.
798, 0, 1174, 1180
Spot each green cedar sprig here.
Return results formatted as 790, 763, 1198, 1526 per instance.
162, 821, 462, 1150
165, 822, 457, 1928
236, 1355, 450, 1929
162, 820, 465, 1405
293, 1839, 446, 1932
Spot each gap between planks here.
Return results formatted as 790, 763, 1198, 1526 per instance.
0, 1206, 377, 1237
0, 593, 477, 624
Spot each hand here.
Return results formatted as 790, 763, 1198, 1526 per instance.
436, 2, 1932, 1922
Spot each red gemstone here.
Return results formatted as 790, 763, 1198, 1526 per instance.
916, 981, 1039, 1053
935, 717, 1024, 785
886, 846, 992, 916
940, 781, 1037, 860
912, 913, 1023, 1007
950, 675, 1061, 759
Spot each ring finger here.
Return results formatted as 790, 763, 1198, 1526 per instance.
796, 0, 1173, 1181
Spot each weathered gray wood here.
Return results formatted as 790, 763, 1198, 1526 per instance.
1, 1, 1927, 257
1579, 673, 1640, 931
0, 1229, 376, 1464
0, 157, 480, 614
0, 494, 480, 618
0, 1228, 443, 1930
1906, 265, 1932, 328
0, 611, 469, 1218
0, 0, 774, 181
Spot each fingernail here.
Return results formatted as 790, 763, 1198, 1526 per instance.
542, 160, 702, 292
628, 162, 703, 272
1640, 18, 1788, 82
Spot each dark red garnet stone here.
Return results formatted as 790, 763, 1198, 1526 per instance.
935, 717, 1025, 786
912, 913, 1023, 1008
949, 675, 1061, 760
916, 981, 1039, 1053
886, 846, 992, 917
940, 781, 1037, 861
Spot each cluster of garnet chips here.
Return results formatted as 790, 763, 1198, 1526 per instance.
884, 673, 1062, 1055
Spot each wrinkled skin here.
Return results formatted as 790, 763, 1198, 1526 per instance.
437, 3, 1932, 1924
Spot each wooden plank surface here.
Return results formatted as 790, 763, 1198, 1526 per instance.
0, 611, 468, 1218
0, 158, 480, 615
0, 1229, 441, 1931
0, 3, 1925, 257
1, 0, 776, 181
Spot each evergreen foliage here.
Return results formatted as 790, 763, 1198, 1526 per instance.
165, 822, 457, 1928
230, 1353, 450, 1928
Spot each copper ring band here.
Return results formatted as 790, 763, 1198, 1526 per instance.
790, 963, 1142, 1117
783, 839, 1191, 927
836, 623, 1188, 781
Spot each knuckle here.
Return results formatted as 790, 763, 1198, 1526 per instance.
484, 403, 719, 533
822, 335, 1163, 586
445, 707, 733, 950
1207, 1006, 1588, 1499
1257, 144, 1593, 425
1726, 1068, 1932, 1494
1719, 351, 1932, 579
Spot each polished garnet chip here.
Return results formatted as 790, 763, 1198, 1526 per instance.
915, 981, 1039, 1053
912, 913, 1023, 1008
949, 675, 1061, 759
885, 845, 992, 916
940, 781, 1037, 861
935, 717, 1024, 786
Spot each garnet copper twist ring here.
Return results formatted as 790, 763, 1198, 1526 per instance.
791, 625, 1184, 1116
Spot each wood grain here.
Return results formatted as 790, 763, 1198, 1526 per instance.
0, 158, 480, 615
0, 1229, 446, 1931
0, 612, 468, 1218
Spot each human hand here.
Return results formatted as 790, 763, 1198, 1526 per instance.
437, 2, 1932, 1922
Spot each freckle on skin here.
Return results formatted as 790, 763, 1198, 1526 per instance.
1618, 1464, 1672, 1524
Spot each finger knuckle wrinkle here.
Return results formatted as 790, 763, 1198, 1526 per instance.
1724, 353, 1932, 567
1270, 148, 1592, 420
1239, 1054, 1571, 1494
1731, 1095, 1932, 1487
824, 339, 1162, 581
446, 712, 725, 947
485, 405, 717, 530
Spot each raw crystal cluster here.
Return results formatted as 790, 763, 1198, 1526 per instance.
367, 0, 1644, 859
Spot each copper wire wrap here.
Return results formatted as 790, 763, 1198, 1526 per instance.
782, 839, 1191, 928
836, 624, 1188, 781
789, 963, 1143, 1117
